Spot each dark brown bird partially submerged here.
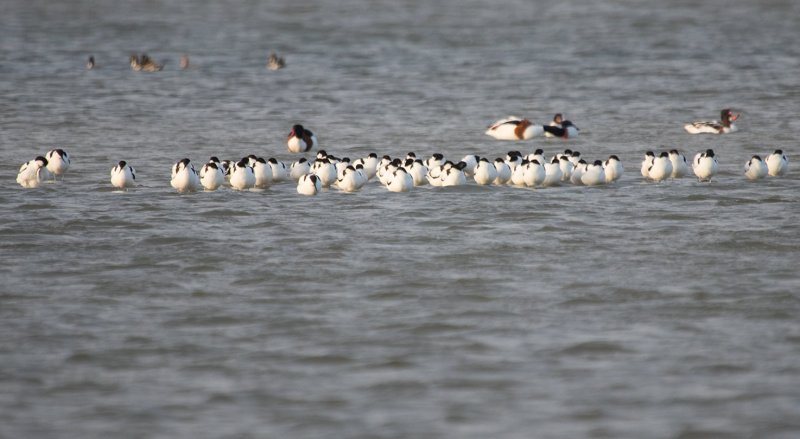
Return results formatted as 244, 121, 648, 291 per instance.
267, 51, 285, 71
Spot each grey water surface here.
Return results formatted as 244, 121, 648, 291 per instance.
1, 1, 800, 438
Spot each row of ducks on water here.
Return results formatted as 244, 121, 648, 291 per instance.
16, 148, 789, 194
86, 52, 286, 71
486, 109, 740, 140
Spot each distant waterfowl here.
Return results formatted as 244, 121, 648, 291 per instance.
86, 56, 95, 70
180, 54, 189, 70
287, 124, 317, 153
130, 54, 163, 72
541, 120, 579, 139
170, 158, 200, 192
199, 161, 224, 190
692, 149, 718, 182
16, 156, 50, 188
684, 109, 739, 134
110, 160, 136, 189
744, 155, 768, 180
45, 148, 70, 179
267, 51, 286, 71
485, 117, 544, 140
604, 155, 623, 183
668, 149, 689, 178
648, 152, 673, 182
766, 149, 788, 176
297, 174, 321, 195
544, 113, 564, 138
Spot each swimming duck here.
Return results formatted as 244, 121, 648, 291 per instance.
744, 155, 768, 180
684, 109, 739, 134
110, 160, 136, 189
544, 113, 564, 138
287, 124, 317, 153
267, 51, 286, 71
130, 54, 163, 72
765, 149, 788, 176
541, 120, 579, 139
17, 156, 51, 188
180, 54, 189, 70
86, 56, 95, 70
485, 117, 545, 140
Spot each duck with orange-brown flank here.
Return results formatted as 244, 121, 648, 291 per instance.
485, 116, 545, 140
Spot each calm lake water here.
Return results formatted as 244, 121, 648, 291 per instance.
1, 1, 799, 438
